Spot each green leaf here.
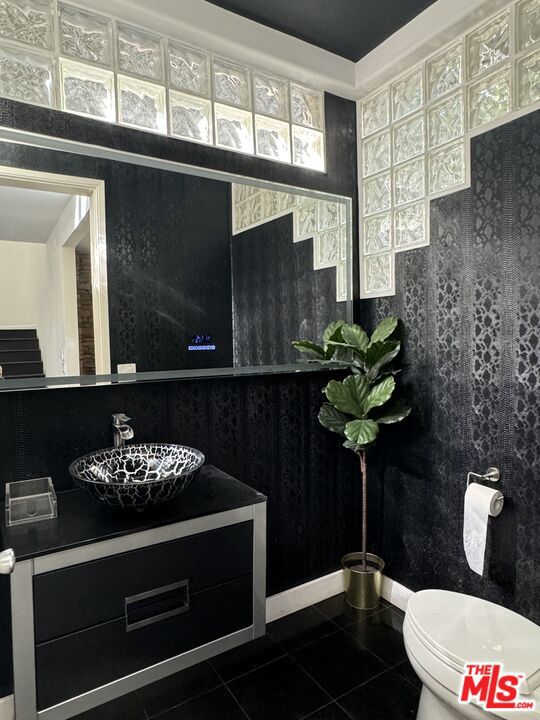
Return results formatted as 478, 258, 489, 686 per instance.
324, 374, 370, 417
375, 402, 411, 424
344, 419, 379, 446
370, 316, 398, 345
363, 376, 396, 415
343, 439, 362, 453
341, 323, 369, 352
292, 340, 327, 360
323, 320, 345, 348
318, 404, 349, 436
364, 340, 400, 381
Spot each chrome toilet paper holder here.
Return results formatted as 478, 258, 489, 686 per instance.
467, 467, 500, 487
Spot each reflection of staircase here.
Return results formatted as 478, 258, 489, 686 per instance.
0, 330, 44, 379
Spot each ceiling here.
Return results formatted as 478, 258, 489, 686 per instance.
0, 187, 73, 244
204, 0, 438, 62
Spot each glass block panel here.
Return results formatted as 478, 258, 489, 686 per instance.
428, 93, 464, 149
292, 125, 325, 171
363, 213, 392, 256
468, 67, 511, 129
363, 172, 391, 217
363, 130, 391, 177
318, 201, 339, 231
213, 57, 250, 108
427, 43, 463, 100
518, 49, 540, 107
215, 102, 254, 154
118, 75, 166, 133
393, 158, 425, 207
0, 0, 52, 49
394, 201, 426, 250
362, 88, 390, 137
428, 141, 465, 195
392, 68, 423, 122
467, 11, 510, 80
364, 253, 393, 294
290, 83, 323, 129
393, 113, 425, 165
255, 115, 291, 163
517, 0, 540, 51
117, 22, 163, 82
254, 71, 288, 119
0, 43, 53, 105
314, 227, 339, 269
169, 90, 212, 145
58, 3, 112, 66
60, 58, 114, 121
168, 41, 209, 97
294, 200, 317, 241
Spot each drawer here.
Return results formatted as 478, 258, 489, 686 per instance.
36, 573, 252, 710
34, 522, 253, 643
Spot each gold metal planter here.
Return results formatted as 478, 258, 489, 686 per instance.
342, 552, 384, 610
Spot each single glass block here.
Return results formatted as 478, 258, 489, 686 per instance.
278, 192, 296, 212
58, 3, 112, 66
393, 113, 425, 165
427, 43, 463, 100
214, 102, 254, 154
60, 58, 115, 121
428, 93, 464, 149
292, 125, 325, 171
290, 83, 323, 129
245, 193, 263, 226
428, 141, 465, 195
467, 11, 510, 80
363, 172, 391, 217
336, 260, 348, 302
0, 0, 52, 48
518, 49, 540, 107
317, 200, 339, 231
168, 40, 209, 96
255, 115, 291, 163
294, 200, 317, 240
254, 71, 288, 119
394, 201, 426, 250
169, 90, 212, 145
314, 227, 339, 269
0, 43, 53, 105
213, 57, 250, 108
233, 183, 247, 204
362, 88, 389, 137
118, 75, 166, 133
363, 130, 390, 177
517, 0, 540, 51
468, 67, 511, 129
392, 68, 423, 122
364, 253, 393, 294
363, 213, 392, 256
117, 22, 163, 82
233, 199, 249, 233
393, 158, 425, 207
261, 190, 280, 217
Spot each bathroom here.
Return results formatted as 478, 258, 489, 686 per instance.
0, 0, 538, 718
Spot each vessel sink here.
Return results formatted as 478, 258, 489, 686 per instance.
69, 444, 205, 510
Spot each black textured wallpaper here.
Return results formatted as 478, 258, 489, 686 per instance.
363, 111, 540, 624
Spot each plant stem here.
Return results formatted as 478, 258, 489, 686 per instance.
359, 450, 367, 570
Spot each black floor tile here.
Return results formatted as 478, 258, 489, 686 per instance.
314, 593, 384, 629
210, 634, 285, 681
268, 605, 336, 651
156, 686, 246, 720
394, 659, 422, 690
228, 656, 330, 720
302, 702, 352, 719
292, 630, 387, 698
72, 692, 146, 720
339, 669, 420, 719
344, 607, 406, 666
137, 661, 221, 717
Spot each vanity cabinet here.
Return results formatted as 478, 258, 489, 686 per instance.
2, 466, 266, 720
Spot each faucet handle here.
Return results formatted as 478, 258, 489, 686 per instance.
112, 413, 131, 426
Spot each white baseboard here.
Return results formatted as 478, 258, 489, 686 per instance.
0, 694, 13, 720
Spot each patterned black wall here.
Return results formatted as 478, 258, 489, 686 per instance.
363, 111, 540, 624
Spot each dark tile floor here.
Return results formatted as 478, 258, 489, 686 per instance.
74, 594, 420, 720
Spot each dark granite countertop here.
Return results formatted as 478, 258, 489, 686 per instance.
1, 465, 265, 562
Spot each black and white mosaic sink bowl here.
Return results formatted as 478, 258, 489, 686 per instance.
69, 444, 205, 510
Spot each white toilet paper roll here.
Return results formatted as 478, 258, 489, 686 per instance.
463, 483, 504, 576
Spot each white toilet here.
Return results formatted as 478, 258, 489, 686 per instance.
404, 590, 540, 720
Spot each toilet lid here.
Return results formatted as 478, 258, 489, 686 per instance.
407, 590, 540, 694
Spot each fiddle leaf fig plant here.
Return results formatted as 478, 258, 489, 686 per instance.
293, 317, 410, 568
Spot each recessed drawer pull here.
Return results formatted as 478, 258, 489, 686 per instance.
125, 579, 189, 632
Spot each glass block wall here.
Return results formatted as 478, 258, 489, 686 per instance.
0, 0, 326, 170
360, 0, 540, 298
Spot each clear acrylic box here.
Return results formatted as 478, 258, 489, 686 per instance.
5, 477, 57, 527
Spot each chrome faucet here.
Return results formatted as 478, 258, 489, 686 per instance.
112, 413, 134, 448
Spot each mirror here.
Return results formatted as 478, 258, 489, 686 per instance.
0, 134, 352, 389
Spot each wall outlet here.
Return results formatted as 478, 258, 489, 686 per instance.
117, 363, 136, 373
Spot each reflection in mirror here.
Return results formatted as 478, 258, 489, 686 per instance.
0, 140, 352, 387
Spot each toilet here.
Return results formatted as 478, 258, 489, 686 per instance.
404, 590, 540, 720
